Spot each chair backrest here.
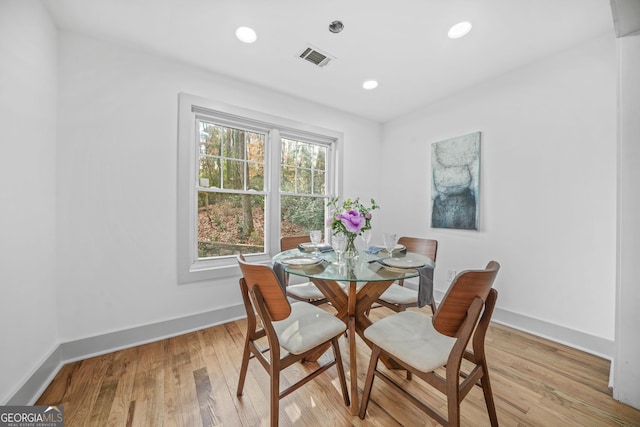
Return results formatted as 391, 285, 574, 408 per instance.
432, 261, 500, 337
237, 255, 291, 321
398, 237, 438, 262
280, 235, 311, 251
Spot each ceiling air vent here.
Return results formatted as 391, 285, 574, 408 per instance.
298, 45, 334, 67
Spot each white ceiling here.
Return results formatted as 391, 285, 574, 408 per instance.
43, 0, 615, 123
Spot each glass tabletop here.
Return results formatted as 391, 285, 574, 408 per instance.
273, 249, 434, 282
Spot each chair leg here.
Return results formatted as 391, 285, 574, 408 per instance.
398, 299, 411, 382
480, 362, 499, 427
359, 346, 382, 419
270, 365, 280, 427
331, 337, 350, 407
446, 371, 461, 427
237, 338, 251, 396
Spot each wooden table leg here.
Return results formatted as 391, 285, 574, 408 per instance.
310, 278, 396, 415
347, 281, 359, 415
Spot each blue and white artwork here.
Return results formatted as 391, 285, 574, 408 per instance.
431, 132, 480, 230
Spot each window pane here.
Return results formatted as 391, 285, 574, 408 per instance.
199, 157, 220, 188
281, 138, 297, 166
280, 138, 329, 196
199, 122, 221, 156
198, 192, 265, 258
247, 162, 264, 191
222, 127, 246, 160
313, 171, 325, 194
281, 166, 295, 192
199, 123, 265, 192
247, 132, 265, 162
296, 168, 312, 193
222, 159, 245, 190
297, 143, 312, 168
280, 195, 326, 237
314, 146, 326, 170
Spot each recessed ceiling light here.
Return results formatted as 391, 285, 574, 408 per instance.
235, 26, 257, 43
363, 80, 378, 90
448, 21, 472, 39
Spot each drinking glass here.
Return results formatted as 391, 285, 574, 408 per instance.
332, 233, 347, 265
310, 230, 322, 257
361, 229, 372, 252
382, 233, 397, 259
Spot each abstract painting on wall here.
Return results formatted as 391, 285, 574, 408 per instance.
431, 132, 481, 230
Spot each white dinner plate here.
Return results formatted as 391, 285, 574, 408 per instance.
381, 257, 425, 269
298, 243, 333, 252
279, 256, 324, 267
374, 244, 406, 253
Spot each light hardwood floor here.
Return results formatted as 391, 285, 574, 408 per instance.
37, 305, 640, 426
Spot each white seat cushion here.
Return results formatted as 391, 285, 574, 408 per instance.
364, 311, 456, 372
339, 281, 358, 292
378, 283, 418, 305
286, 282, 326, 300
273, 302, 347, 355
288, 281, 348, 300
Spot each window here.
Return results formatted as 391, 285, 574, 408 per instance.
197, 120, 266, 258
177, 93, 341, 283
280, 137, 328, 238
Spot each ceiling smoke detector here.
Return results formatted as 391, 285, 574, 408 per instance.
298, 45, 335, 67
329, 20, 344, 33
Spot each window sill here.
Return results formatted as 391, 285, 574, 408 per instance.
178, 252, 273, 284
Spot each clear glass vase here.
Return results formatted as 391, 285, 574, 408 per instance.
344, 233, 358, 259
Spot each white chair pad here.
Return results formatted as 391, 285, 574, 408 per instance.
273, 302, 346, 355
364, 311, 456, 372
286, 282, 325, 300
378, 284, 418, 304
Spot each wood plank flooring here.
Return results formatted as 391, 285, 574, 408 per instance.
36, 305, 640, 426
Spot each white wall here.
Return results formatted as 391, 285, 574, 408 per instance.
0, 1, 59, 404
379, 34, 617, 349
1, 1, 627, 405
55, 32, 382, 342
615, 33, 640, 409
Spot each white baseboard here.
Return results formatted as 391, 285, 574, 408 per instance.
413, 283, 614, 360
7, 291, 615, 405
490, 307, 614, 360
6, 304, 245, 405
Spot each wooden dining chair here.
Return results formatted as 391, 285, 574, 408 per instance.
359, 261, 500, 427
375, 237, 438, 314
280, 235, 329, 305
236, 255, 350, 427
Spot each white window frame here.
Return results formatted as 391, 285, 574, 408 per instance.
177, 93, 343, 283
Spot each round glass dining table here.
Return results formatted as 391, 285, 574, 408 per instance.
272, 248, 434, 415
